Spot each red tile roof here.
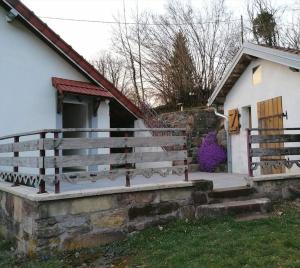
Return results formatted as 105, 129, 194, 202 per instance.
52, 77, 113, 98
1, 0, 142, 118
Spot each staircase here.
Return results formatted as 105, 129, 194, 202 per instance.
198, 186, 273, 221
139, 102, 170, 133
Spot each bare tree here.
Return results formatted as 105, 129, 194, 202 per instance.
142, 0, 240, 106
91, 51, 131, 95
111, 2, 150, 105
282, 17, 300, 49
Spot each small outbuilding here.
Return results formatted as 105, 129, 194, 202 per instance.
208, 43, 300, 176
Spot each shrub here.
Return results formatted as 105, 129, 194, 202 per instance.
197, 132, 227, 172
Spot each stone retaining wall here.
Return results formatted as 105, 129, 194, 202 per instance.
252, 174, 300, 201
158, 107, 226, 169
0, 180, 213, 255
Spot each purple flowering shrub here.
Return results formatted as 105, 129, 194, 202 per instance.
197, 132, 227, 172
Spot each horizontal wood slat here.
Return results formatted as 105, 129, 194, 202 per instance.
0, 140, 43, 153
44, 151, 187, 168
43, 136, 186, 150
0, 128, 186, 140
251, 147, 300, 157
0, 157, 43, 168
251, 134, 300, 143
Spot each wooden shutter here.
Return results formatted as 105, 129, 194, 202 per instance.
228, 108, 240, 134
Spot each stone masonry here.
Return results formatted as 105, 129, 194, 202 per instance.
158, 107, 226, 169
0, 180, 213, 256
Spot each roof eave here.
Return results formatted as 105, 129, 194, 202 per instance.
2, 0, 142, 119
208, 42, 300, 106
207, 45, 245, 106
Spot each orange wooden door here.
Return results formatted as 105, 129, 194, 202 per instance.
257, 96, 285, 175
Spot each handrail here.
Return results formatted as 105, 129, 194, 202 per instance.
0, 128, 188, 193
249, 128, 300, 131
246, 128, 300, 177
0, 128, 186, 141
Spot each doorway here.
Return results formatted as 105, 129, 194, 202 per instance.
257, 96, 285, 175
62, 102, 89, 171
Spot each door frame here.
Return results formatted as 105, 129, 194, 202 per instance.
257, 96, 285, 175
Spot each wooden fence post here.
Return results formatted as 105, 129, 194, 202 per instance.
13, 136, 20, 186
38, 132, 46, 194
124, 131, 131, 187
184, 131, 189, 182
246, 128, 253, 177
54, 132, 60, 193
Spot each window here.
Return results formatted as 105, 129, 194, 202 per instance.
252, 65, 262, 85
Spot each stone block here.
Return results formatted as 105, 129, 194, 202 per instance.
91, 210, 127, 229
160, 189, 192, 202
128, 214, 177, 232
70, 196, 116, 214
192, 180, 213, 192
195, 206, 225, 219
117, 192, 158, 206
128, 202, 179, 220
13, 196, 23, 223
5, 194, 14, 217
36, 224, 64, 239
22, 216, 35, 235
39, 201, 71, 218
27, 239, 37, 258
57, 214, 89, 229
179, 205, 195, 220
191, 192, 208, 205
62, 231, 126, 250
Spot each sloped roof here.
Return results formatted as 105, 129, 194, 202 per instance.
263, 45, 300, 56
0, 0, 142, 118
52, 77, 113, 98
208, 43, 300, 106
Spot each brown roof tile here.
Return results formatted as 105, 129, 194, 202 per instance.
52, 77, 113, 98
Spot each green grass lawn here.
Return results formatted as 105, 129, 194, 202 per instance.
1, 202, 300, 268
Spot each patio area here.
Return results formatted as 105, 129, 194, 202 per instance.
0, 171, 248, 200
45, 171, 248, 194
0, 127, 249, 198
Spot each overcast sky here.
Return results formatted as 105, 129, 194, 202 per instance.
22, 0, 299, 61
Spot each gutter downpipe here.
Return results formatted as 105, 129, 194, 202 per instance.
210, 106, 232, 173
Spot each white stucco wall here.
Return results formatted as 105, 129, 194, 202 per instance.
0, 8, 113, 175
134, 119, 172, 169
96, 100, 110, 171
0, 8, 90, 136
224, 58, 300, 175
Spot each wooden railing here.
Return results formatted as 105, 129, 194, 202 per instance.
247, 128, 300, 176
0, 128, 188, 193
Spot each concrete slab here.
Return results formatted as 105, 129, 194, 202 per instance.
0, 171, 248, 201
48, 171, 248, 193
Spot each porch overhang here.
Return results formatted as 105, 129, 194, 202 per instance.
52, 77, 113, 115
52, 77, 113, 98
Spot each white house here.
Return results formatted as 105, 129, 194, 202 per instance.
208, 43, 300, 176
0, 0, 145, 136
0, 0, 175, 176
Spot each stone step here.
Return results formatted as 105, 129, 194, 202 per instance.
235, 212, 271, 222
208, 186, 255, 201
196, 198, 272, 219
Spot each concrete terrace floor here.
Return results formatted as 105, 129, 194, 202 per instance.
47, 171, 249, 193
